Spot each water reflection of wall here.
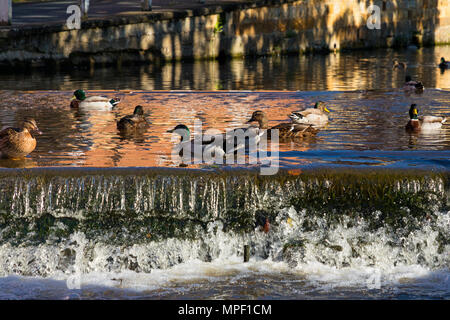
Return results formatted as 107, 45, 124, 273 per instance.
1, 47, 449, 91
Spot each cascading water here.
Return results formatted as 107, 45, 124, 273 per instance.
0, 168, 448, 299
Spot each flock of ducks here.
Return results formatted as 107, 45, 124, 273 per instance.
0, 57, 449, 161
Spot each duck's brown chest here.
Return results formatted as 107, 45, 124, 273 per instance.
2, 131, 37, 158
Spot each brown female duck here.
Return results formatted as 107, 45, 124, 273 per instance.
247, 111, 319, 139
0, 119, 42, 159
117, 105, 149, 132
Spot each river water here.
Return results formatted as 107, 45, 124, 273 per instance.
0, 47, 449, 300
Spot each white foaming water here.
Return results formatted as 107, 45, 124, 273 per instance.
0, 207, 448, 299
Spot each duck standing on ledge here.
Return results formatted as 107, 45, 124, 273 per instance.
0, 119, 42, 159
439, 57, 450, 69
405, 104, 446, 132
247, 110, 319, 139
70, 89, 120, 111
288, 101, 330, 127
403, 75, 424, 93
117, 105, 149, 133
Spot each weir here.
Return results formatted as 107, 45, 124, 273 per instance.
0, 167, 448, 276
0, 167, 447, 238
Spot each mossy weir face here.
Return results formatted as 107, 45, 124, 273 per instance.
0, 167, 447, 245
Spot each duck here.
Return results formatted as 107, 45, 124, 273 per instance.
288, 101, 330, 127
167, 124, 226, 164
117, 105, 148, 132
70, 89, 120, 111
403, 75, 424, 93
0, 119, 42, 159
167, 124, 263, 164
247, 110, 319, 139
405, 104, 446, 132
438, 57, 450, 69
393, 59, 407, 69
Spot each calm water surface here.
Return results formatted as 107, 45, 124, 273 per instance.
1, 47, 450, 91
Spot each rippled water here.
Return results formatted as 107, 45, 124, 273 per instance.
0, 89, 449, 169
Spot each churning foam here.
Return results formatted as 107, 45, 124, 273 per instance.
0, 206, 448, 298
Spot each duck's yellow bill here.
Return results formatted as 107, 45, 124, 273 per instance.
324, 107, 330, 113
413, 109, 418, 115
71, 95, 76, 101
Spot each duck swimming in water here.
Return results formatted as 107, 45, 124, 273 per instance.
247, 110, 319, 139
167, 123, 263, 164
0, 119, 42, 159
70, 89, 120, 111
403, 75, 424, 93
288, 101, 330, 127
438, 57, 450, 69
167, 124, 226, 163
117, 105, 148, 133
405, 104, 446, 132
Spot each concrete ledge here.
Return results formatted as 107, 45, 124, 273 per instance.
0, 0, 449, 67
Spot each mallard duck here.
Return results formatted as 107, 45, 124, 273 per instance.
393, 59, 407, 69
167, 124, 226, 163
288, 101, 330, 127
438, 57, 450, 69
117, 105, 148, 132
167, 124, 262, 163
405, 104, 446, 132
247, 110, 319, 139
0, 119, 42, 159
70, 89, 120, 111
403, 75, 424, 93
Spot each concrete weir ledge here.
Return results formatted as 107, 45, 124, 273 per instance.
0, 166, 448, 218
0, 0, 449, 67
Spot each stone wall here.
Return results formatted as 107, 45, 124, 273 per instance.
0, 0, 449, 67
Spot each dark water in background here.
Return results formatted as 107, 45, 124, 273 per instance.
0, 47, 449, 300
1, 46, 450, 91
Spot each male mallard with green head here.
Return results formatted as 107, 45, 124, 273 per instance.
288, 101, 330, 127
405, 104, 446, 132
70, 89, 120, 111
438, 57, 450, 69
247, 110, 319, 139
117, 105, 149, 132
0, 119, 42, 159
167, 124, 227, 162
403, 75, 424, 93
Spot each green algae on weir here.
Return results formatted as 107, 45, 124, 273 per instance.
0, 167, 447, 244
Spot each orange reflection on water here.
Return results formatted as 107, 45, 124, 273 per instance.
0, 89, 448, 169
0, 91, 317, 168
